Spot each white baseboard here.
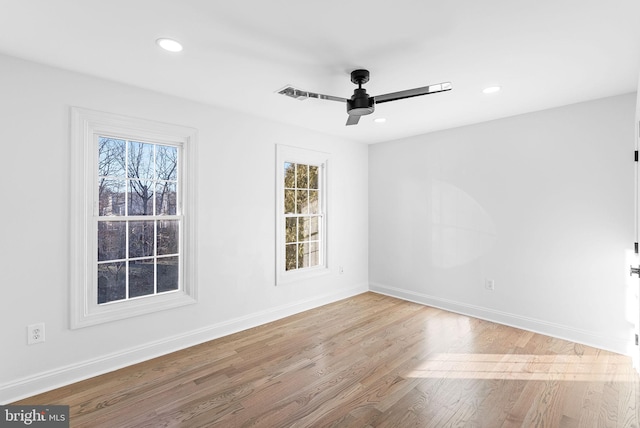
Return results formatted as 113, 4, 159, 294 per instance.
1, 284, 368, 404
369, 282, 630, 356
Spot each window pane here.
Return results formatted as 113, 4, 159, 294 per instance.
309, 241, 320, 267
156, 145, 178, 181
296, 164, 308, 188
309, 165, 318, 189
298, 242, 309, 268
298, 217, 310, 241
284, 162, 295, 188
129, 179, 154, 215
157, 220, 179, 255
128, 141, 154, 179
98, 262, 126, 304
98, 137, 126, 178
98, 179, 126, 216
285, 218, 297, 243
308, 190, 318, 214
285, 244, 297, 271
98, 221, 126, 261
284, 189, 295, 214
310, 216, 319, 240
129, 221, 155, 258
129, 259, 154, 298
296, 189, 308, 214
158, 256, 179, 293
156, 182, 177, 215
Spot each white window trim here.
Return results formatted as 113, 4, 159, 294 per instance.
70, 107, 198, 329
275, 144, 331, 285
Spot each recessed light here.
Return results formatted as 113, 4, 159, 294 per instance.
156, 38, 183, 52
483, 86, 501, 94
374, 118, 386, 123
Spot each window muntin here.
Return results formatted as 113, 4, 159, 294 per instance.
97, 137, 181, 304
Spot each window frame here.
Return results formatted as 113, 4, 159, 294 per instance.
275, 144, 330, 285
70, 107, 198, 329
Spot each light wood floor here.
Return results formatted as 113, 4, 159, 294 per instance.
15, 293, 640, 427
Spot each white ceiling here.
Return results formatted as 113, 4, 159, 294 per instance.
1, 0, 639, 144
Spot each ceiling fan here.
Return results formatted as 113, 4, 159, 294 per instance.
278, 69, 452, 126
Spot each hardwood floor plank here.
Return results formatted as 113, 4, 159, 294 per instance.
620, 367, 640, 428
12, 293, 640, 427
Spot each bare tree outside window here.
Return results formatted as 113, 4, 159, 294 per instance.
97, 137, 180, 304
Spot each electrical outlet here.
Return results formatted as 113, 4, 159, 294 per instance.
485, 279, 495, 291
339, 266, 344, 274
27, 323, 45, 345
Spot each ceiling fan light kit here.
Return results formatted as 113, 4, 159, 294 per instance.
278, 69, 452, 126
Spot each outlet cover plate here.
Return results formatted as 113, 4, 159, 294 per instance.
27, 323, 45, 345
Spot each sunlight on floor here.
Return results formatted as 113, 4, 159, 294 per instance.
404, 353, 634, 381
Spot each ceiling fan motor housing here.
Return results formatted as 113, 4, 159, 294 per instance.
277, 67, 451, 125
348, 88, 375, 116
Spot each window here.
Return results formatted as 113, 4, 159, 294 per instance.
71, 108, 197, 328
97, 138, 180, 304
276, 145, 329, 284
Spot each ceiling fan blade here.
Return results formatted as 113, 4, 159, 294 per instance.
374, 82, 452, 104
278, 86, 347, 103
346, 115, 360, 126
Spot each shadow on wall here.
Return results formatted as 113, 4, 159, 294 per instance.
430, 180, 496, 268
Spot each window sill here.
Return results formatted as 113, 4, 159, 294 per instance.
71, 290, 197, 329
276, 265, 331, 286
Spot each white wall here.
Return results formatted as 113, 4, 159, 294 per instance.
0, 54, 369, 402
370, 93, 637, 354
